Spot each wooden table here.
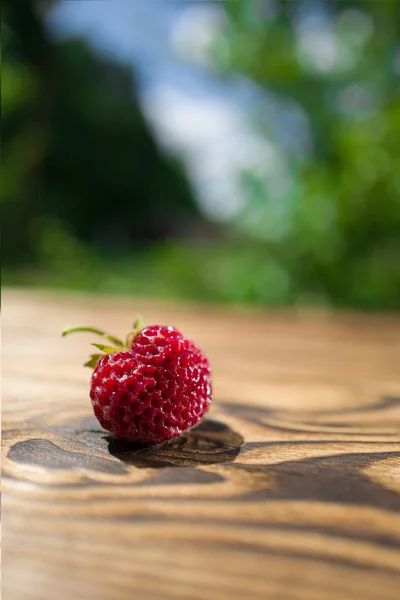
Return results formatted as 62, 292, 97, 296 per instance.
2, 289, 400, 600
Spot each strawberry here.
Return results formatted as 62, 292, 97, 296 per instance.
62, 320, 212, 444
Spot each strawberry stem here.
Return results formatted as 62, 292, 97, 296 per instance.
62, 326, 125, 348
62, 317, 145, 368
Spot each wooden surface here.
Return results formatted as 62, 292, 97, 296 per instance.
2, 289, 400, 600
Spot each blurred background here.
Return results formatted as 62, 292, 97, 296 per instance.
2, 0, 400, 310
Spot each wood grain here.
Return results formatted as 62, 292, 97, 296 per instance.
2, 288, 400, 600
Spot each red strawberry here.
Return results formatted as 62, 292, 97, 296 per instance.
62, 320, 212, 444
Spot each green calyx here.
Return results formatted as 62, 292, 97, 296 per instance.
62, 317, 144, 368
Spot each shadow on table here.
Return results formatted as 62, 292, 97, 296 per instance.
106, 419, 244, 468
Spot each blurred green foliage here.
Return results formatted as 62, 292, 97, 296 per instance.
210, 0, 400, 309
2, 0, 400, 309
2, 0, 199, 263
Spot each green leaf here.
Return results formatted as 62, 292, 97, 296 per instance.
132, 316, 143, 331
104, 334, 125, 347
91, 343, 121, 354
125, 315, 144, 347
84, 354, 103, 368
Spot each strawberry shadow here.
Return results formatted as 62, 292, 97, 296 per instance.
106, 419, 244, 468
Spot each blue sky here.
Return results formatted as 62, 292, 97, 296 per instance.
46, 1, 306, 221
